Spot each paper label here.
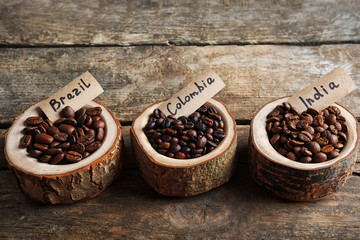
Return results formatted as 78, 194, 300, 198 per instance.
39, 72, 104, 121
157, 68, 226, 117
287, 67, 356, 113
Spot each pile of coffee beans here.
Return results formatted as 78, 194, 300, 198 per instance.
266, 102, 347, 163
143, 105, 226, 159
19, 106, 105, 164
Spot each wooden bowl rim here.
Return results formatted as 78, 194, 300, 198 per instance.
131, 98, 236, 168
5, 99, 121, 176
251, 96, 359, 170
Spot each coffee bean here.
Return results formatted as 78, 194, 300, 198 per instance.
96, 128, 105, 141
270, 134, 280, 145
313, 152, 327, 162
170, 144, 181, 153
33, 143, 48, 151
325, 114, 337, 125
321, 144, 334, 154
144, 105, 225, 159
197, 136, 207, 149
20, 106, 106, 165
267, 102, 347, 163
175, 152, 186, 159
39, 155, 52, 163
35, 133, 54, 145
50, 152, 65, 164
86, 107, 102, 116
47, 126, 60, 136
159, 142, 170, 149
59, 124, 76, 135
61, 106, 75, 118
286, 152, 297, 161
308, 141, 321, 154
19, 135, 32, 148
299, 156, 312, 163
65, 151, 83, 162
43, 148, 63, 155
86, 141, 102, 153
29, 149, 43, 158
328, 150, 340, 159
54, 131, 68, 142
25, 116, 43, 126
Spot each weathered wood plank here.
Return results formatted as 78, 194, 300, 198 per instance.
1, 0, 359, 46
0, 166, 359, 239
1, 45, 360, 124
1, 125, 359, 171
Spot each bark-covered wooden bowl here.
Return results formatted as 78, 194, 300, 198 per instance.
131, 98, 237, 196
249, 97, 359, 201
5, 100, 124, 204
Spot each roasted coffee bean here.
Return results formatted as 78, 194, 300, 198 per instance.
313, 152, 327, 162
325, 114, 337, 125
82, 152, 90, 158
308, 141, 321, 154
44, 148, 63, 155
20, 105, 106, 165
170, 144, 181, 153
175, 152, 186, 159
270, 134, 280, 145
50, 152, 65, 164
54, 131, 68, 142
39, 155, 52, 163
86, 141, 102, 153
299, 156, 312, 163
68, 134, 77, 144
59, 124, 76, 135
144, 105, 225, 159
61, 106, 76, 118
29, 149, 43, 158
70, 143, 86, 153
299, 131, 313, 142
47, 126, 60, 136
58, 142, 71, 150
328, 150, 340, 159
96, 128, 105, 141
321, 144, 334, 154
159, 142, 170, 149
266, 102, 347, 163
65, 151, 83, 162
25, 116, 43, 126
33, 143, 48, 151
301, 147, 312, 156
54, 118, 67, 126
63, 117, 77, 126
84, 115, 93, 127
286, 152, 297, 161
86, 107, 102, 116
19, 135, 32, 148
35, 133, 54, 145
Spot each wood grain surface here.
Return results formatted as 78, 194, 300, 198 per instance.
1, 0, 360, 239
1, 0, 359, 46
1, 44, 360, 125
0, 166, 359, 239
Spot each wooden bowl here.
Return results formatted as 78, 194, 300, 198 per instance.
5, 100, 124, 204
249, 97, 359, 201
131, 98, 237, 196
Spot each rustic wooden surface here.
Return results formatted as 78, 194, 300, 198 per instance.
1, 0, 360, 46
1, 45, 360, 125
1, 0, 360, 239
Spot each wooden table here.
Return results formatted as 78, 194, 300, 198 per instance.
1, 1, 360, 239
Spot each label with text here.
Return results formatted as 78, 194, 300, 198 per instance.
39, 71, 104, 121
287, 67, 356, 113
157, 69, 226, 118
